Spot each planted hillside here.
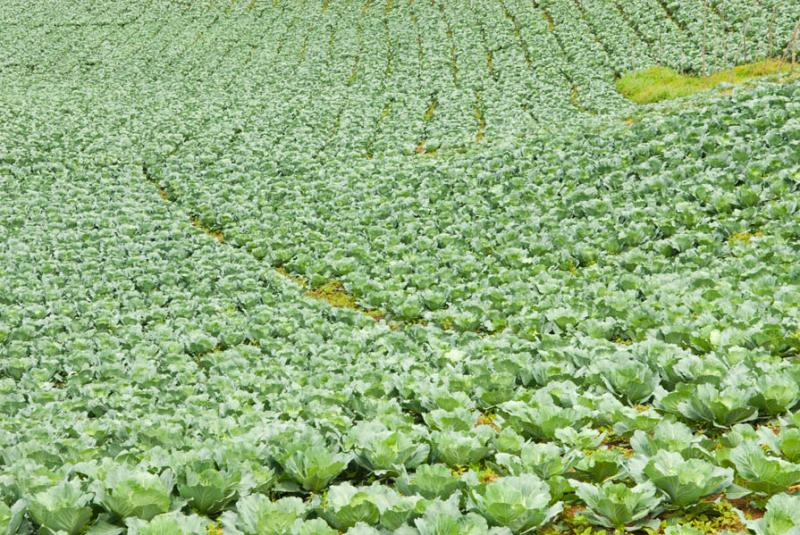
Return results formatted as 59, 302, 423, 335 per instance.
1, 1, 800, 534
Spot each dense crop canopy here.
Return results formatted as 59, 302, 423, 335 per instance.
1, 0, 800, 533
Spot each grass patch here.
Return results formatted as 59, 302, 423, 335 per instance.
542, 499, 750, 534
305, 280, 359, 309
301, 278, 384, 320
190, 217, 224, 243
423, 97, 438, 122
474, 91, 486, 144
414, 141, 438, 157
728, 230, 763, 245
617, 59, 797, 104
542, 10, 554, 32
665, 499, 750, 534
274, 266, 307, 288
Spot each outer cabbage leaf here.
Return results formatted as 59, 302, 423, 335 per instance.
663, 526, 706, 535
0, 500, 26, 535
778, 428, 800, 463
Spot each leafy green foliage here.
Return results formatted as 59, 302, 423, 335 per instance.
318, 484, 381, 530
409, 496, 492, 535
177, 460, 241, 515
617, 60, 798, 104
93, 466, 174, 521
657, 384, 759, 427
747, 493, 800, 535
573, 481, 663, 530
27, 480, 94, 535
276, 440, 352, 493
638, 451, 733, 507
0, 500, 26, 535
731, 442, 800, 495
467, 475, 562, 533
2, 1, 800, 534
396, 464, 464, 500
494, 442, 578, 479
126, 512, 208, 535
222, 496, 306, 535
348, 420, 430, 476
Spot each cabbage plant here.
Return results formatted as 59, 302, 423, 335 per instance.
467, 475, 562, 533
177, 459, 241, 514
92, 465, 174, 521
637, 451, 733, 507
554, 427, 605, 450
126, 512, 208, 535
0, 500, 26, 535
431, 427, 494, 467
396, 464, 464, 500
598, 357, 659, 404
573, 449, 625, 482
348, 420, 429, 476
731, 442, 800, 495
573, 481, 663, 530
657, 384, 758, 427
747, 493, 800, 535
630, 420, 708, 458
409, 496, 495, 535
494, 442, 578, 480
222, 495, 306, 535
27, 479, 93, 535
499, 400, 586, 440
317, 483, 380, 530
750, 374, 800, 416
368, 484, 425, 530
276, 441, 352, 492
293, 518, 337, 535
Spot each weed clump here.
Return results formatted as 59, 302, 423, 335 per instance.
617, 59, 796, 104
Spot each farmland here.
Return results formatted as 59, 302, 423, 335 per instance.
2, 0, 800, 533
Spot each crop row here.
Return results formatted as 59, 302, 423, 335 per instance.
3, 1, 798, 155
2, 1, 800, 533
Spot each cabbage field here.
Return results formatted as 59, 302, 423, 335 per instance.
2, 0, 800, 534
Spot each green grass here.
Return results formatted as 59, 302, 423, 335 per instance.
274, 269, 386, 320
617, 59, 797, 104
